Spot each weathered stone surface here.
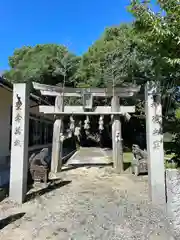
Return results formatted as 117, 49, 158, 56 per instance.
166, 169, 180, 237
145, 81, 166, 207
29, 148, 50, 168
10, 83, 30, 204
131, 144, 148, 176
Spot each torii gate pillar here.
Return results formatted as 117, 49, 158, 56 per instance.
49, 95, 64, 178
111, 96, 123, 173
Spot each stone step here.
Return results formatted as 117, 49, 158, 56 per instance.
66, 147, 112, 165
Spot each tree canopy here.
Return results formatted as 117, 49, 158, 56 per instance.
4, 44, 80, 87
128, 0, 180, 154
76, 23, 152, 88
129, 0, 180, 86
3, 23, 157, 91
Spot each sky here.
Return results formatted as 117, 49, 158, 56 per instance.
0, 0, 158, 71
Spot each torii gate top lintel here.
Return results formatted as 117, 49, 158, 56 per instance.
32, 82, 141, 97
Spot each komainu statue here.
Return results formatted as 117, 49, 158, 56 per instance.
131, 144, 148, 176
29, 148, 51, 184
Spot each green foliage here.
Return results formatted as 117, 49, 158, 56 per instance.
165, 160, 178, 169
129, 0, 180, 84
76, 21, 160, 97
175, 108, 180, 120
76, 24, 137, 87
128, 0, 180, 160
4, 44, 80, 86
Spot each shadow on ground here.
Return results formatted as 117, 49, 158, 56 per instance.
0, 179, 72, 204
26, 180, 72, 202
123, 162, 131, 171
0, 212, 25, 230
0, 186, 9, 202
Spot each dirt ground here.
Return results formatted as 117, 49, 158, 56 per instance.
0, 165, 176, 240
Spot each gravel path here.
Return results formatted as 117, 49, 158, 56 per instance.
0, 166, 176, 240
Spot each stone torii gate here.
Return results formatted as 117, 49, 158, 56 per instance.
32, 82, 140, 177
9, 81, 166, 209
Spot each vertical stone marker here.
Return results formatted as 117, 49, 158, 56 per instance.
145, 81, 166, 207
111, 96, 123, 173
10, 83, 30, 203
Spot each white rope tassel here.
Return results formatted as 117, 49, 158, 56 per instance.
123, 112, 131, 121
84, 115, 90, 130
69, 115, 75, 132
99, 115, 104, 131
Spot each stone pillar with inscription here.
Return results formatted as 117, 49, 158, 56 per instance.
9, 83, 30, 204
145, 81, 166, 207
